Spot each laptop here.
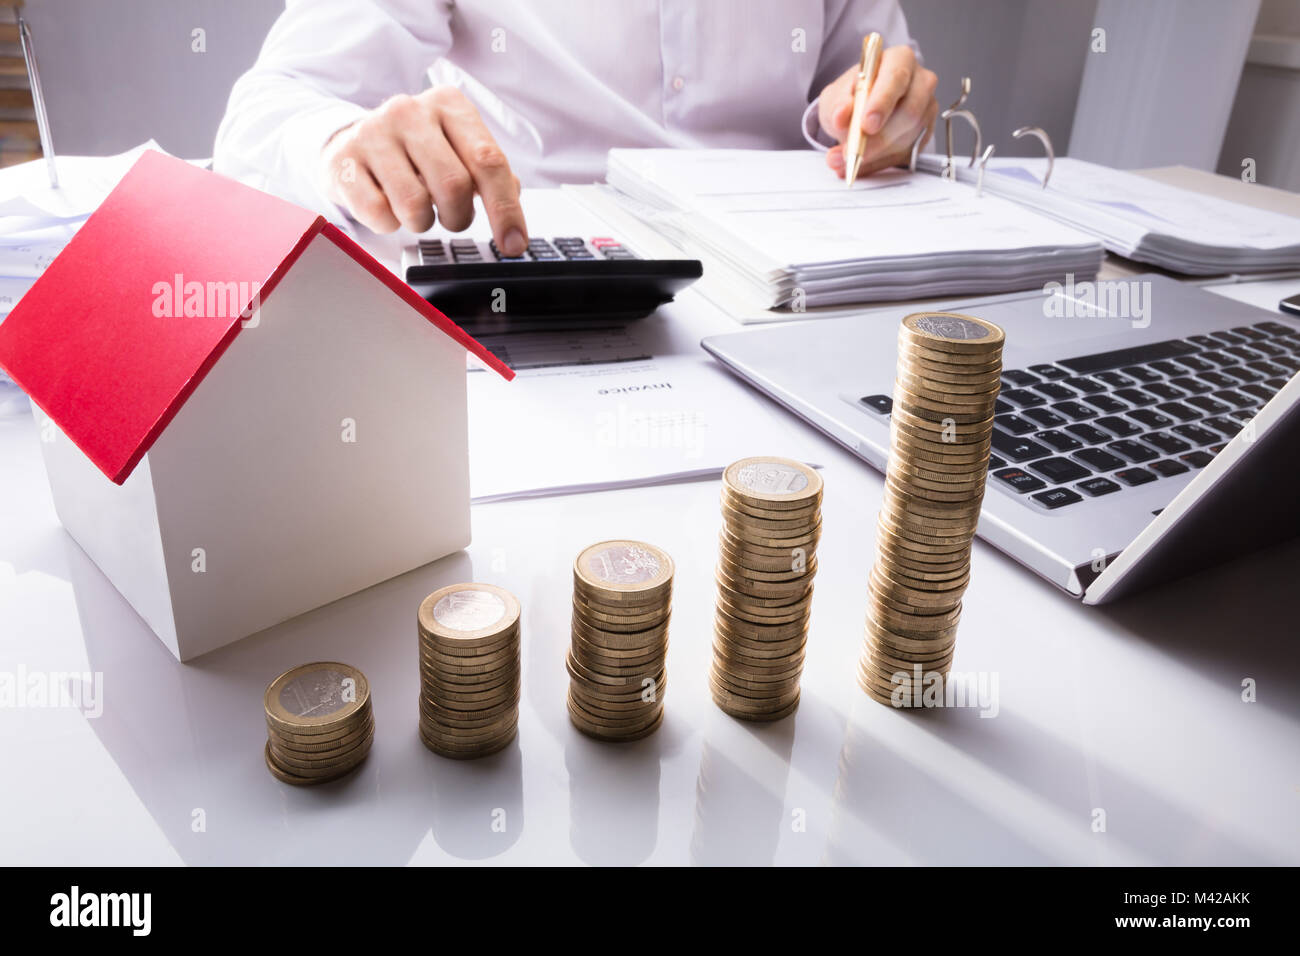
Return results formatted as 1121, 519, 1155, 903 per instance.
702, 274, 1300, 603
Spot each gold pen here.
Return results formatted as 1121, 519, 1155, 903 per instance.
844, 32, 883, 187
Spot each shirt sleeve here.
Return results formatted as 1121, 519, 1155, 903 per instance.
802, 0, 921, 148
213, 0, 455, 219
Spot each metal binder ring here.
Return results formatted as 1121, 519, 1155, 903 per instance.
940, 107, 982, 171
1012, 126, 1054, 189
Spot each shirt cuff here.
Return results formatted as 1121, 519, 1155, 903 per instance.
283, 100, 370, 223
801, 98, 836, 152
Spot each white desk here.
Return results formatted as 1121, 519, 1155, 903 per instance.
1, 198, 1298, 866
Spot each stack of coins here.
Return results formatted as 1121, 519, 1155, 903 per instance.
418, 583, 521, 759
859, 311, 1004, 706
711, 456, 823, 721
263, 661, 374, 786
567, 540, 673, 741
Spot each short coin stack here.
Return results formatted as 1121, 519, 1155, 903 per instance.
418, 583, 522, 759
264, 661, 374, 785
859, 311, 1004, 706
712, 456, 823, 721
567, 540, 673, 741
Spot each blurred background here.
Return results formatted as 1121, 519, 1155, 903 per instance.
10, 0, 1300, 189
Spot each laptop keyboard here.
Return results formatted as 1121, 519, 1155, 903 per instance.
859, 320, 1300, 511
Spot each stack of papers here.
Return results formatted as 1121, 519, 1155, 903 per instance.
916, 154, 1300, 275
605, 149, 1103, 312
0, 142, 161, 388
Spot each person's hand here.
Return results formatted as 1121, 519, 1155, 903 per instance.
817, 45, 938, 180
319, 87, 528, 254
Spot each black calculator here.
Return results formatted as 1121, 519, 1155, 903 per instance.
402, 235, 702, 331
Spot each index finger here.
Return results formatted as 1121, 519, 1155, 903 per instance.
862, 46, 915, 136
441, 104, 528, 257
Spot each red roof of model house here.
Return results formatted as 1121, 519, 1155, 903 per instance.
0, 149, 512, 485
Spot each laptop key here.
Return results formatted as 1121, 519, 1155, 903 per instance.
1023, 407, 1068, 428
1247, 360, 1289, 378
1001, 369, 1040, 387
1143, 431, 1191, 455
996, 413, 1039, 436
993, 467, 1046, 493
1149, 359, 1185, 376
1202, 415, 1246, 437
1223, 345, 1264, 362
1077, 476, 1122, 497
1179, 450, 1215, 468
1168, 376, 1212, 395
1033, 382, 1078, 402
991, 430, 1051, 462
1197, 350, 1237, 368
1058, 341, 1198, 375
1231, 325, 1268, 341
995, 398, 1014, 415
1114, 387, 1157, 407
1114, 467, 1157, 486
1037, 430, 1083, 452
1209, 330, 1248, 347
1241, 382, 1278, 402
1029, 363, 1071, 380
1156, 401, 1199, 422
1065, 376, 1107, 394
1248, 341, 1288, 357
1122, 365, 1163, 383
988, 454, 1006, 470
1094, 415, 1142, 437
1052, 400, 1096, 421
1197, 371, 1238, 389
1031, 487, 1083, 509
1213, 388, 1254, 408
1222, 365, 1263, 384
1185, 395, 1231, 415
1065, 423, 1111, 445
1074, 448, 1126, 471
1144, 382, 1186, 401
1028, 457, 1092, 483
1108, 439, 1159, 463
1082, 394, 1130, 414
1265, 377, 1291, 391
1254, 320, 1299, 337
1186, 334, 1221, 349
1128, 407, 1175, 429
1150, 458, 1190, 478
1000, 388, 1046, 408
1093, 370, 1135, 388
859, 394, 892, 414
1172, 355, 1216, 373
1172, 423, 1220, 446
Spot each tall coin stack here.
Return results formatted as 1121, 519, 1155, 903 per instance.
711, 456, 823, 721
859, 311, 1004, 706
418, 583, 522, 759
567, 540, 673, 742
264, 661, 374, 786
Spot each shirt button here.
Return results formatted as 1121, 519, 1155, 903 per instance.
671, 76, 685, 91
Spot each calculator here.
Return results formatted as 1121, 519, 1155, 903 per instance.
402, 235, 702, 331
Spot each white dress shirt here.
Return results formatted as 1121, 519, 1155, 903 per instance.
215, 0, 916, 219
